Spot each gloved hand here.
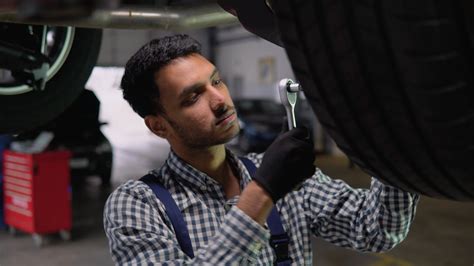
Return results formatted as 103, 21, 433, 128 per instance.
253, 127, 316, 202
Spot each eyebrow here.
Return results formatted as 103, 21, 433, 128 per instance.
178, 68, 219, 100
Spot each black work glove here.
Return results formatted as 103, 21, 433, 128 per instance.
253, 127, 316, 202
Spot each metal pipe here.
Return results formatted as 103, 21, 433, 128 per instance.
0, 4, 239, 30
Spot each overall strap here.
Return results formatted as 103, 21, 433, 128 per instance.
239, 157, 293, 265
140, 174, 195, 258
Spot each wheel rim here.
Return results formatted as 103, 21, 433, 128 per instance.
0, 26, 75, 95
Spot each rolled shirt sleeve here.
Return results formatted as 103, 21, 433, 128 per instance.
301, 169, 420, 252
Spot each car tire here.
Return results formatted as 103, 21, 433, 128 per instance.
0, 27, 102, 133
273, 0, 474, 200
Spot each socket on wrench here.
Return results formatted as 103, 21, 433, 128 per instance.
278, 78, 301, 130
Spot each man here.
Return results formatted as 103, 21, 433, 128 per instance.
104, 34, 419, 265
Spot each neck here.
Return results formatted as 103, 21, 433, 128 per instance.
171, 144, 230, 184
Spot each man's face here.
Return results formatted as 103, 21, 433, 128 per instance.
154, 54, 240, 149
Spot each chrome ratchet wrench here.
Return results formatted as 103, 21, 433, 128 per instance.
278, 78, 302, 130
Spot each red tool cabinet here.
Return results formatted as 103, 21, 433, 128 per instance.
3, 150, 72, 246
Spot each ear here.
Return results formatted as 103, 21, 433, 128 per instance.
144, 115, 168, 138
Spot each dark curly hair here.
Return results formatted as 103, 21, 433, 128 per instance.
120, 34, 202, 118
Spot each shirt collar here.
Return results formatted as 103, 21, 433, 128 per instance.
164, 148, 253, 191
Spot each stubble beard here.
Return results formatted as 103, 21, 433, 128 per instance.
167, 117, 240, 149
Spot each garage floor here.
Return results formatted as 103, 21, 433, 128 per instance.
0, 68, 473, 265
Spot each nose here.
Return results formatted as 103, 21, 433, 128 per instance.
208, 86, 226, 112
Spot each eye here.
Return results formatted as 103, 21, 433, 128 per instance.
212, 79, 222, 86
185, 93, 199, 105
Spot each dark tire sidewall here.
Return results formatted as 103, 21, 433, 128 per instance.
0, 27, 102, 134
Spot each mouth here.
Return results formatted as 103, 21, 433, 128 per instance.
216, 111, 236, 126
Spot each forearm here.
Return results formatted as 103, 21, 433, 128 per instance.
192, 206, 271, 264
175, 182, 275, 264
236, 181, 274, 225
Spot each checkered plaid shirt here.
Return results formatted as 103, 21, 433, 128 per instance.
104, 149, 419, 265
